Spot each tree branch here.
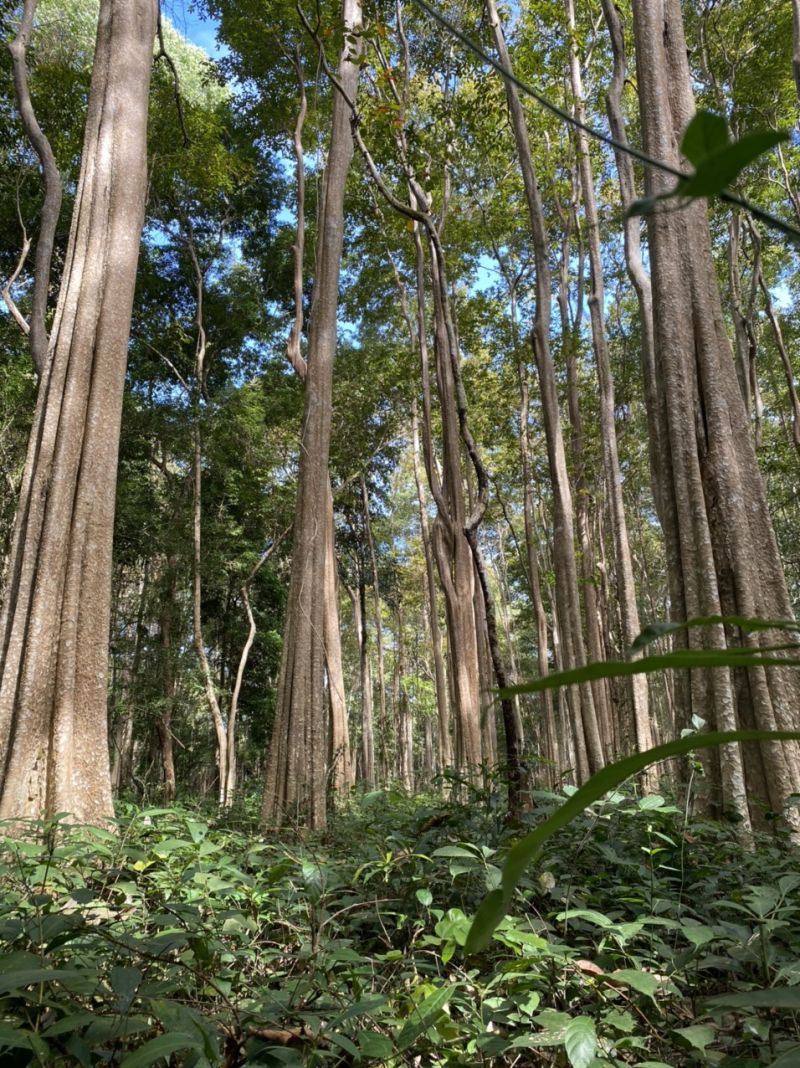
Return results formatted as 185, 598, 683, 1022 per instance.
8, 0, 62, 376
2, 183, 32, 338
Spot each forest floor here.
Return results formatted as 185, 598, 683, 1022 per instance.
1, 783, 799, 1067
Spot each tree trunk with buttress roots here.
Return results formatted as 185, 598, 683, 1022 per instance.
261, 0, 362, 829
0, 0, 158, 827
632, 0, 800, 829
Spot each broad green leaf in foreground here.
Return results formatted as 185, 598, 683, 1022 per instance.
627, 110, 789, 219
501, 650, 800, 699
630, 614, 800, 652
465, 729, 800, 954
564, 1015, 597, 1068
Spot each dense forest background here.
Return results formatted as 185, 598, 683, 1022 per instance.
2, 0, 800, 1062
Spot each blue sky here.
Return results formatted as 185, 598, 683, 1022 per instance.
164, 0, 225, 58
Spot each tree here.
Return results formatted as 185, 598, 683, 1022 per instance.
0, 0, 158, 825
631, 0, 800, 828
261, 0, 362, 829
486, 0, 604, 781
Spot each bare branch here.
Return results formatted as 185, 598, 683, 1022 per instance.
8, 0, 63, 376
155, 10, 190, 148
2, 184, 32, 337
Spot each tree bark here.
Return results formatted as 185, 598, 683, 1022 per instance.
348, 576, 375, 788
187, 238, 229, 809
156, 560, 177, 804
411, 406, 452, 773
261, 0, 362, 829
325, 480, 353, 795
362, 477, 389, 778
631, 0, 800, 827
0, 0, 158, 827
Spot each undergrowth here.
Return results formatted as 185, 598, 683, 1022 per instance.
1, 785, 799, 1066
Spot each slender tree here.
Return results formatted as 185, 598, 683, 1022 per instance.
564, 0, 654, 777
261, 0, 362, 828
486, 0, 604, 780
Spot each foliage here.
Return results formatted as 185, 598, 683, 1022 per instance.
2, 792, 800, 1065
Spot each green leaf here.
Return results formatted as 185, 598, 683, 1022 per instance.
120, 1032, 202, 1067
504, 651, 800, 699
434, 908, 471, 946
110, 965, 142, 1013
557, 909, 615, 928
416, 888, 433, 907
680, 129, 789, 197
535, 1009, 572, 1033
0, 968, 85, 995
674, 1024, 716, 1051
705, 986, 800, 1011
564, 1016, 597, 1068
357, 1031, 393, 1058
680, 110, 730, 167
609, 969, 661, 998
465, 729, 800, 954
768, 1047, 800, 1066
431, 845, 479, 859
0, 1021, 50, 1054
301, 860, 323, 901
396, 986, 453, 1050
630, 615, 800, 652
604, 1010, 635, 1033
682, 924, 716, 947
327, 1032, 359, 1057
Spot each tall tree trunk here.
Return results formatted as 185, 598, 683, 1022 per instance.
111, 559, 149, 794
413, 223, 485, 778
285, 64, 351, 794
362, 477, 389, 778
395, 606, 414, 790
0, 0, 157, 826
261, 0, 362, 828
565, 0, 654, 778
518, 349, 558, 782
631, 0, 800, 827
486, 0, 604, 778
325, 481, 353, 794
187, 239, 229, 809
747, 221, 800, 453
411, 406, 452, 773
349, 577, 375, 788
157, 560, 177, 805
226, 541, 280, 809
599, 0, 664, 522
